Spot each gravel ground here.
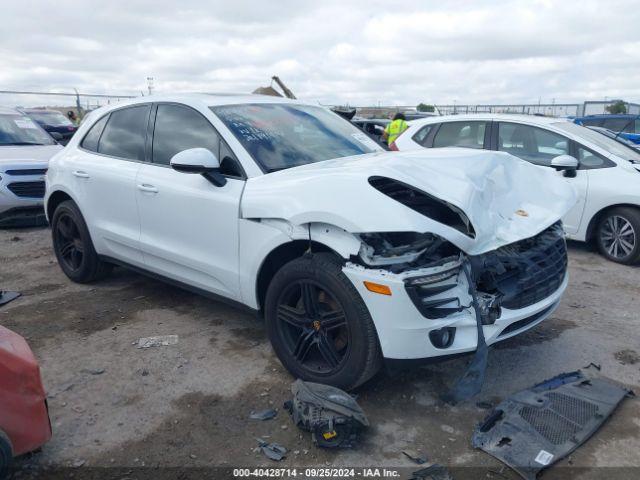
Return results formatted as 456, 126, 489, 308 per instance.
1, 226, 639, 479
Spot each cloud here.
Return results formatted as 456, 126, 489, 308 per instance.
1, 0, 639, 107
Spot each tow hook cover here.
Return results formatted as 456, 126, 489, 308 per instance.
284, 379, 369, 448
472, 371, 631, 480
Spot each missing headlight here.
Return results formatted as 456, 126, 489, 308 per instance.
357, 231, 460, 272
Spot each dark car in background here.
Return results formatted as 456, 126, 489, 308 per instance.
574, 114, 640, 144
351, 118, 389, 149
21, 109, 77, 145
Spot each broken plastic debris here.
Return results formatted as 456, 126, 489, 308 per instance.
284, 379, 368, 448
402, 450, 428, 464
472, 370, 631, 480
0, 290, 21, 306
249, 409, 277, 421
256, 438, 287, 461
441, 262, 488, 405
135, 335, 179, 349
409, 464, 453, 480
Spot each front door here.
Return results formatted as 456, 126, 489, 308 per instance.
494, 122, 588, 235
136, 103, 245, 300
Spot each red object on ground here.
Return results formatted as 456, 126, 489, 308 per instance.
0, 325, 51, 456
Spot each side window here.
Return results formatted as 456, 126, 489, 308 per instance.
576, 145, 608, 169
602, 117, 632, 132
634, 119, 640, 134
498, 123, 568, 166
80, 114, 109, 152
579, 118, 604, 127
152, 104, 220, 165
412, 124, 435, 146
432, 121, 486, 149
98, 105, 150, 161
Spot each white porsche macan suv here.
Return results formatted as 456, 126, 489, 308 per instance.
394, 114, 640, 264
45, 95, 575, 389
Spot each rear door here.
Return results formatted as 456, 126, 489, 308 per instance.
72, 104, 151, 265
136, 103, 246, 300
431, 120, 490, 149
493, 121, 588, 234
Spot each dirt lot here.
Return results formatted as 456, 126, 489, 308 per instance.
1, 227, 639, 479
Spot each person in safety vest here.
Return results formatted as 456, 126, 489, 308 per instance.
382, 112, 408, 146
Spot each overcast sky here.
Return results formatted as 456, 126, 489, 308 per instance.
1, 0, 639, 108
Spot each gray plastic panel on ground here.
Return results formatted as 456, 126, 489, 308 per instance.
472, 371, 631, 480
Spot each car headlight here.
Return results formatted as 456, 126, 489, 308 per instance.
404, 260, 461, 286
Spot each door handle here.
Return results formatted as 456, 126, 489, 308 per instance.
72, 170, 90, 179
137, 183, 159, 193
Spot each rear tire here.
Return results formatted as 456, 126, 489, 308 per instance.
51, 200, 112, 283
595, 207, 640, 265
265, 253, 381, 391
0, 430, 13, 480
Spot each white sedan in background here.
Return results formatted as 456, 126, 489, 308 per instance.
395, 114, 640, 264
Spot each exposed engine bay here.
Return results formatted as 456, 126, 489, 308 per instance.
354, 221, 567, 323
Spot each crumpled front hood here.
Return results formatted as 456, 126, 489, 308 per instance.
242, 148, 577, 255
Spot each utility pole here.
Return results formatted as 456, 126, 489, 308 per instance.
146, 77, 155, 96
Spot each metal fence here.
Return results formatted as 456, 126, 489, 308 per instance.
0, 89, 138, 117
353, 100, 640, 119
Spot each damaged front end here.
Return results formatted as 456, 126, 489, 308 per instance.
353, 221, 567, 327
344, 221, 568, 401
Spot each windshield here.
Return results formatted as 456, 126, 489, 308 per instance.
211, 104, 381, 172
0, 113, 56, 145
554, 121, 640, 163
26, 111, 74, 127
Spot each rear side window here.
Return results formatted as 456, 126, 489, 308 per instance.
98, 105, 150, 161
152, 104, 220, 165
498, 123, 568, 166
81, 114, 109, 152
579, 118, 604, 127
602, 117, 633, 132
433, 121, 486, 149
412, 124, 436, 146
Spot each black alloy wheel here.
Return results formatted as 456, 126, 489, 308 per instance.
276, 280, 350, 375
51, 200, 112, 283
265, 253, 382, 390
54, 212, 85, 272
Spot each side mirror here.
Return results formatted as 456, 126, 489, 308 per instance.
50, 132, 63, 141
551, 154, 579, 178
170, 148, 226, 187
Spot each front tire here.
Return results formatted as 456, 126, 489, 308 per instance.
595, 207, 640, 265
51, 200, 112, 283
265, 253, 381, 390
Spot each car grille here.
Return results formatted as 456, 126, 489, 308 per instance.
7, 181, 46, 198
473, 222, 567, 310
5, 168, 48, 176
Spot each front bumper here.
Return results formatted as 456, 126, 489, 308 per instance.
343, 262, 567, 360
0, 167, 47, 227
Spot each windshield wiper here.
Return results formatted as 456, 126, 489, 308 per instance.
2, 142, 47, 146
